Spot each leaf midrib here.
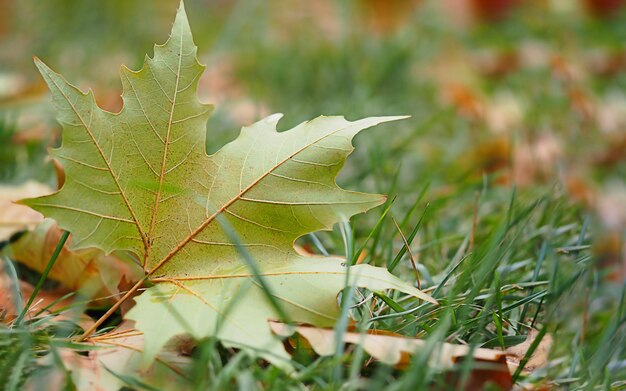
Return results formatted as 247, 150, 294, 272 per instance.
147, 122, 357, 277
144, 24, 186, 269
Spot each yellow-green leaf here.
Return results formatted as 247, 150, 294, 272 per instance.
23, 1, 435, 368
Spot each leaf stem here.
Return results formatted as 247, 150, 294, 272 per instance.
15, 230, 70, 326
79, 276, 147, 340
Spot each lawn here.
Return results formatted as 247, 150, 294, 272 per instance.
1, 1, 625, 390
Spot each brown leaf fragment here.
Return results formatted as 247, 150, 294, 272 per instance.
0, 73, 48, 105
0, 260, 21, 321
505, 329, 553, 375
447, 355, 513, 390
512, 133, 563, 186
27, 325, 190, 391
593, 231, 626, 282
472, 49, 520, 78
0, 181, 52, 242
359, 0, 422, 36
5, 219, 142, 304
464, 136, 511, 178
269, 321, 512, 389
0, 261, 93, 328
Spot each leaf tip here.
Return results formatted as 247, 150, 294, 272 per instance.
379, 115, 411, 123
172, 0, 192, 34
14, 197, 28, 207
33, 56, 51, 74
408, 287, 438, 305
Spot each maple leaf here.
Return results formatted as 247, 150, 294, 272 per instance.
22, 2, 435, 367
29, 326, 190, 390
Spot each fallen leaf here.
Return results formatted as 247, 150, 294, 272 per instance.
0, 181, 52, 242
505, 329, 553, 375
465, 136, 511, 178
584, 0, 625, 19
5, 219, 142, 303
519, 40, 551, 69
0, 259, 21, 320
585, 49, 626, 78
22, 2, 434, 369
592, 231, 626, 282
0, 73, 48, 105
484, 93, 524, 134
595, 182, 626, 231
442, 83, 484, 120
568, 88, 595, 121
595, 92, 626, 134
550, 55, 585, 82
471, 0, 521, 22
565, 174, 596, 206
27, 326, 189, 391
359, 0, 422, 36
0, 260, 93, 328
270, 321, 513, 389
513, 133, 563, 186
267, 0, 341, 42
472, 49, 520, 78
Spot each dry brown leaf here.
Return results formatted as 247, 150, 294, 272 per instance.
584, 0, 625, 19
472, 49, 520, 78
550, 55, 585, 82
10, 123, 49, 144
27, 325, 190, 391
585, 50, 626, 78
0, 181, 52, 242
505, 329, 553, 375
592, 133, 626, 167
359, 0, 422, 36
471, 0, 521, 22
0, 73, 48, 105
513, 134, 563, 186
197, 54, 270, 126
565, 174, 596, 206
439, 0, 521, 28
5, 219, 142, 303
0, 259, 22, 320
267, 0, 341, 42
484, 93, 524, 134
568, 88, 595, 120
465, 136, 511, 178
563, 180, 626, 282
442, 83, 485, 120
270, 321, 512, 389
593, 231, 626, 282
0, 261, 93, 327
519, 40, 551, 69
596, 182, 626, 231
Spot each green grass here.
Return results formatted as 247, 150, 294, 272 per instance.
1, 0, 626, 389
2, 184, 623, 389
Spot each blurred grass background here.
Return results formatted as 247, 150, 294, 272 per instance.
1, 0, 626, 388
2, 0, 625, 261
2, 0, 625, 196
